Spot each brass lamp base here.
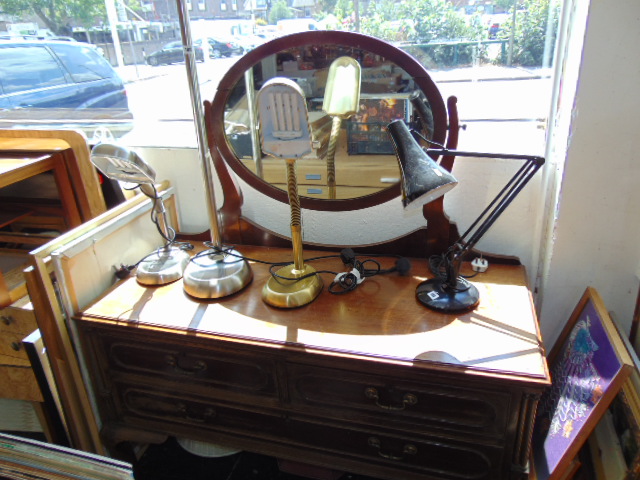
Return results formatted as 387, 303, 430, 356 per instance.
262, 264, 323, 308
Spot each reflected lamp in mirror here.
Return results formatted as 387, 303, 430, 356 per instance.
257, 77, 323, 308
387, 120, 545, 313
90, 143, 192, 286
322, 56, 361, 199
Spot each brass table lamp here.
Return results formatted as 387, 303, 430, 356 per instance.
322, 56, 361, 199
257, 78, 323, 308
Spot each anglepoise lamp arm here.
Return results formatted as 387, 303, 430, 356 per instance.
426, 148, 545, 289
387, 119, 545, 312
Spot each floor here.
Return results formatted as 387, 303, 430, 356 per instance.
132, 436, 382, 480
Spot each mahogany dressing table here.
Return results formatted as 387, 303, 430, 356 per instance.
74, 246, 549, 480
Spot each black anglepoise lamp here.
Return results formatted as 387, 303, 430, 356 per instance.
387, 119, 545, 313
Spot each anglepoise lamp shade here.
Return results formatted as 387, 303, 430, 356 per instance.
387, 120, 458, 207
90, 143, 191, 286
322, 56, 361, 199
257, 78, 323, 308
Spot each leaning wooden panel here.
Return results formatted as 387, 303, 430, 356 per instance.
25, 186, 172, 454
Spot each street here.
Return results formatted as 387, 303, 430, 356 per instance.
118, 59, 552, 149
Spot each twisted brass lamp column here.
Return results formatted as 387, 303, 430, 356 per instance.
257, 78, 323, 308
322, 56, 361, 199
324, 116, 342, 199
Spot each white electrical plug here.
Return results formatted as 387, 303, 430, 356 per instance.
471, 257, 489, 273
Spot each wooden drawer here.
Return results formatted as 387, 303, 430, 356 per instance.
286, 416, 504, 480
287, 364, 511, 440
0, 330, 31, 360
111, 383, 285, 442
93, 332, 279, 399
0, 296, 36, 335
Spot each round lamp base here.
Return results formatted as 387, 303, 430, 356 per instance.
263, 264, 323, 308
136, 247, 191, 286
415, 277, 480, 313
183, 248, 252, 299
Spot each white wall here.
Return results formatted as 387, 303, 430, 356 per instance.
537, 0, 640, 345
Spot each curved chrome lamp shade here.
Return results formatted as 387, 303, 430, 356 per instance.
90, 143, 191, 286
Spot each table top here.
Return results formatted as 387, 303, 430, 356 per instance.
0, 154, 55, 188
78, 245, 550, 386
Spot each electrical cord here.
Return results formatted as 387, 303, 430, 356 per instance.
187, 244, 410, 295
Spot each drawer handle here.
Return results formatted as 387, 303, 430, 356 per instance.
364, 387, 418, 411
165, 355, 207, 375
1, 315, 13, 326
367, 436, 417, 461
11, 342, 22, 352
177, 403, 216, 423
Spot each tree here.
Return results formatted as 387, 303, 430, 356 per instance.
268, 0, 294, 25
499, 0, 559, 66
0, 0, 106, 35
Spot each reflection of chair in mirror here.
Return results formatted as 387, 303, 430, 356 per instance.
256, 78, 323, 308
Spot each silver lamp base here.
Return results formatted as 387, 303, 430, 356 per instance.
136, 247, 192, 286
182, 248, 252, 299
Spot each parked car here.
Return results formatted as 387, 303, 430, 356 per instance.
0, 40, 132, 137
196, 37, 243, 58
232, 34, 266, 54
0, 40, 129, 110
145, 41, 204, 66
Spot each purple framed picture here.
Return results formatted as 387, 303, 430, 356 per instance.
531, 287, 634, 480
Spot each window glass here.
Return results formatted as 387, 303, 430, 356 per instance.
49, 43, 115, 82
0, 0, 561, 149
0, 46, 67, 94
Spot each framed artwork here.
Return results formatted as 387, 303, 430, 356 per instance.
531, 287, 635, 480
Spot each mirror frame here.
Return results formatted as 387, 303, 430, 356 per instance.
206, 30, 450, 212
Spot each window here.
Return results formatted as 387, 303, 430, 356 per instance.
0, 0, 562, 151
49, 43, 115, 82
0, 45, 66, 94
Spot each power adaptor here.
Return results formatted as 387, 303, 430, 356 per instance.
471, 257, 489, 273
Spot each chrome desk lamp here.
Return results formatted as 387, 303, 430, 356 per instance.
174, 0, 252, 299
90, 143, 191, 286
256, 77, 323, 308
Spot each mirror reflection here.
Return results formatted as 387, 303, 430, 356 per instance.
223, 43, 435, 201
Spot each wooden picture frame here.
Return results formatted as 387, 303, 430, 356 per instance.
531, 287, 635, 480
588, 311, 640, 480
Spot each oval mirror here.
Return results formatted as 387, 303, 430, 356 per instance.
208, 31, 449, 211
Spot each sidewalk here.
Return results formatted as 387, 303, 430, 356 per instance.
116, 62, 551, 86
115, 64, 166, 84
